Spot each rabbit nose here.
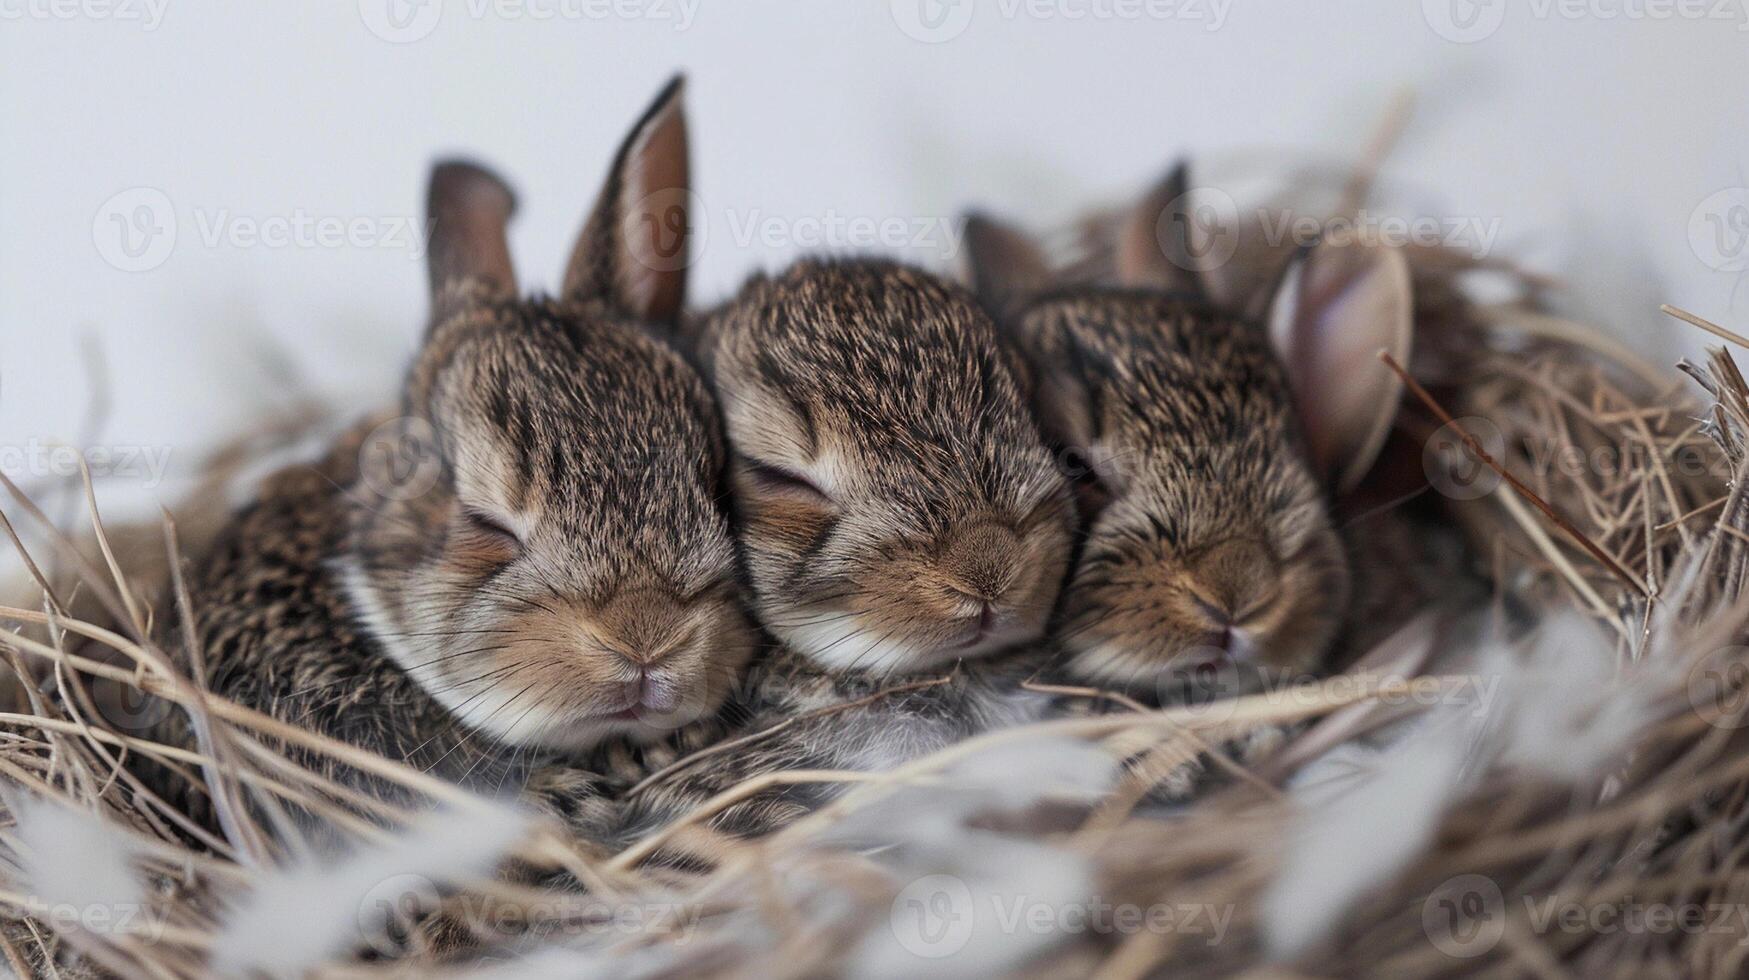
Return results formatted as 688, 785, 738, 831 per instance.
937, 520, 1023, 604
1188, 538, 1276, 617
1189, 594, 1233, 630
1184, 592, 1262, 664
595, 585, 691, 664
637, 671, 681, 713
620, 639, 684, 670
611, 670, 681, 713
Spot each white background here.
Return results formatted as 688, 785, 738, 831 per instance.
3, 0, 1748, 520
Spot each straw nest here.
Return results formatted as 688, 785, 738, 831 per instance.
5, 200, 1749, 979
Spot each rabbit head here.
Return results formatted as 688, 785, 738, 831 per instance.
691, 259, 1076, 676
965, 163, 1412, 694
342, 78, 754, 750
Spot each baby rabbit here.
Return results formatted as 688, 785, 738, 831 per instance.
147, 78, 754, 827
617, 258, 1079, 844
961, 163, 1412, 704
703, 259, 1076, 670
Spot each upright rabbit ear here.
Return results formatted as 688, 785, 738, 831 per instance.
1115, 160, 1212, 300
1265, 239, 1413, 493
963, 211, 1053, 315
962, 212, 1097, 451
563, 75, 691, 323
425, 161, 518, 312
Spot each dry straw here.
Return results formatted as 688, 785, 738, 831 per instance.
6, 227, 1749, 976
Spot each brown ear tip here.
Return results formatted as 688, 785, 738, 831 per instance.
428, 159, 518, 219
1163, 158, 1190, 193
640, 73, 688, 128
962, 210, 999, 235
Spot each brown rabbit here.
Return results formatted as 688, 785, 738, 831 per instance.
141, 78, 755, 835
611, 257, 1079, 846
961, 162, 1413, 705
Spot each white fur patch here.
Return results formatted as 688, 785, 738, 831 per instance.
9, 795, 145, 936
339, 560, 565, 748
781, 613, 931, 677
213, 804, 528, 976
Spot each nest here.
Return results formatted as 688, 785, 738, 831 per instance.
6, 223, 1749, 977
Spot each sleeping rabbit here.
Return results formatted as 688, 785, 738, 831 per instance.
612, 256, 1080, 848
140, 78, 754, 839
960, 163, 1413, 706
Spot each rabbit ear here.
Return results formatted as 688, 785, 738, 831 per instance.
1025, 334, 1099, 454
963, 211, 1053, 314
1264, 239, 1413, 493
563, 74, 690, 323
961, 213, 1097, 450
1115, 160, 1212, 300
425, 161, 518, 308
